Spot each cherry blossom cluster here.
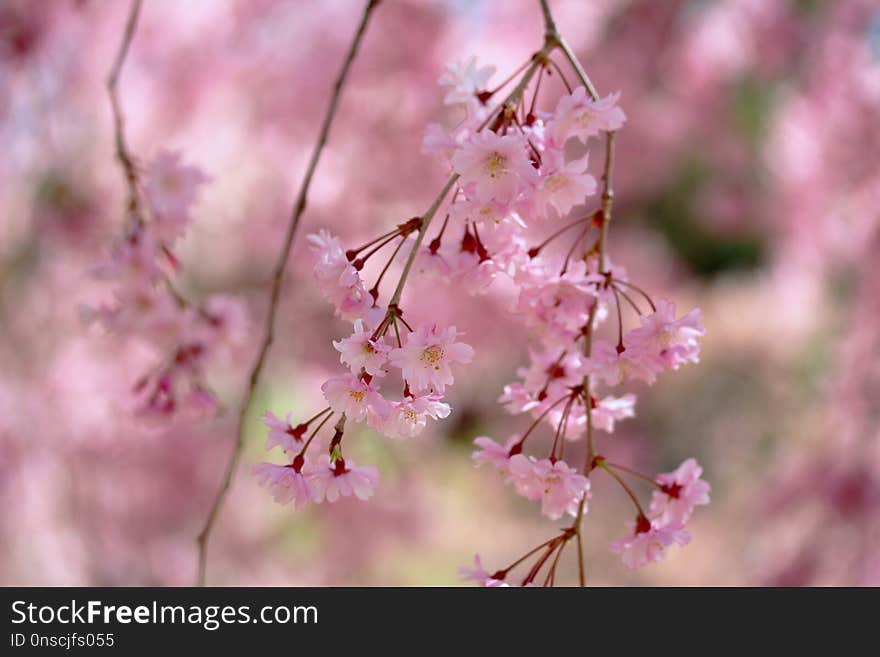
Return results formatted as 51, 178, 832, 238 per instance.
254, 42, 709, 584
86, 151, 248, 419
417, 52, 709, 583
253, 221, 474, 508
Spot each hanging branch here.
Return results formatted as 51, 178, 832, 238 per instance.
107, 0, 144, 221
195, 0, 381, 587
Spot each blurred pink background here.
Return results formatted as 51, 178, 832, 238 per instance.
1, 0, 878, 585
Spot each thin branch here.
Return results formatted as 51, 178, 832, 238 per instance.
107, 0, 144, 221
537, 0, 620, 588
195, 0, 381, 587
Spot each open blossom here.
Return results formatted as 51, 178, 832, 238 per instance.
439, 55, 495, 108
451, 131, 534, 203
533, 151, 597, 220
252, 462, 316, 510
92, 230, 164, 289
260, 411, 303, 452
626, 299, 705, 370
507, 455, 591, 520
421, 122, 461, 161
388, 324, 474, 394
610, 518, 691, 569
333, 319, 391, 377
143, 150, 210, 242
380, 394, 451, 438
649, 458, 711, 527
547, 88, 626, 146
307, 229, 373, 321
321, 373, 390, 424
592, 393, 637, 433
459, 554, 506, 587
471, 435, 520, 472
516, 258, 603, 343
586, 340, 663, 386
307, 456, 379, 503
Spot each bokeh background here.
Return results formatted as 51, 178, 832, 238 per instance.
1, 0, 878, 586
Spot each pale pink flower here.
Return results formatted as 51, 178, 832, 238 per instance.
421, 122, 461, 161
626, 299, 705, 370
143, 150, 210, 242
92, 230, 163, 288
586, 340, 663, 386
610, 518, 690, 569
448, 196, 516, 226
439, 56, 495, 107
260, 410, 303, 452
307, 229, 373, 321
459, 554, 506, 587
198, 294, 249, 347
252, 462, 316, 510
414, 245, 453, 281
451, 131, 534, 203
471, 435, 520, 471
321, 373, 390, 424
447, 250, 498, 294
516, 258, 603, 343
592, 393, 637, 433
306, 456, 379, 503
547, 88, 626, 146
507, 455, 591, 520
332, 319, 391, 377
534, 151, 597, 220
498, 382, 541, 415
517, 348, 587, 397
388, 324, 474, 394
380, 394, 451, 438
649, 458, 711, 527
99, 283, 182, 335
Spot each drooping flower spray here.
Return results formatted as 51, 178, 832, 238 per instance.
89, 0, 247, 421
96, 0, 709, 586
252, 0, 710, 584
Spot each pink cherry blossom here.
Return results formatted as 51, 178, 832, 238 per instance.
321, 373, 390, 424
516, 258, 603, 344
649, 458, 711, 527
610, 518, 691, 569
439, 55, 495, 108
421, 122, 461, 161
260, 410, 303, 452
626, 299, 705, 370
592, 393, 637, 433
332, 319, 391, 377
585, 340, 663, 386
507, 455, 591, 520
92, 230, 163, 289
252, 462, 316, 510
547, 88, 626, 146
200, 294, 249, 347
533, 151, 597, 220
451, 131, 534, 203
459, 554, 506, 587
306, 456, 379, 503
471, 435, 520, 471
307, 229, 374, 321
380, 394, 451, 438
143, 150, 210, 242
388, 324, 474, 394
